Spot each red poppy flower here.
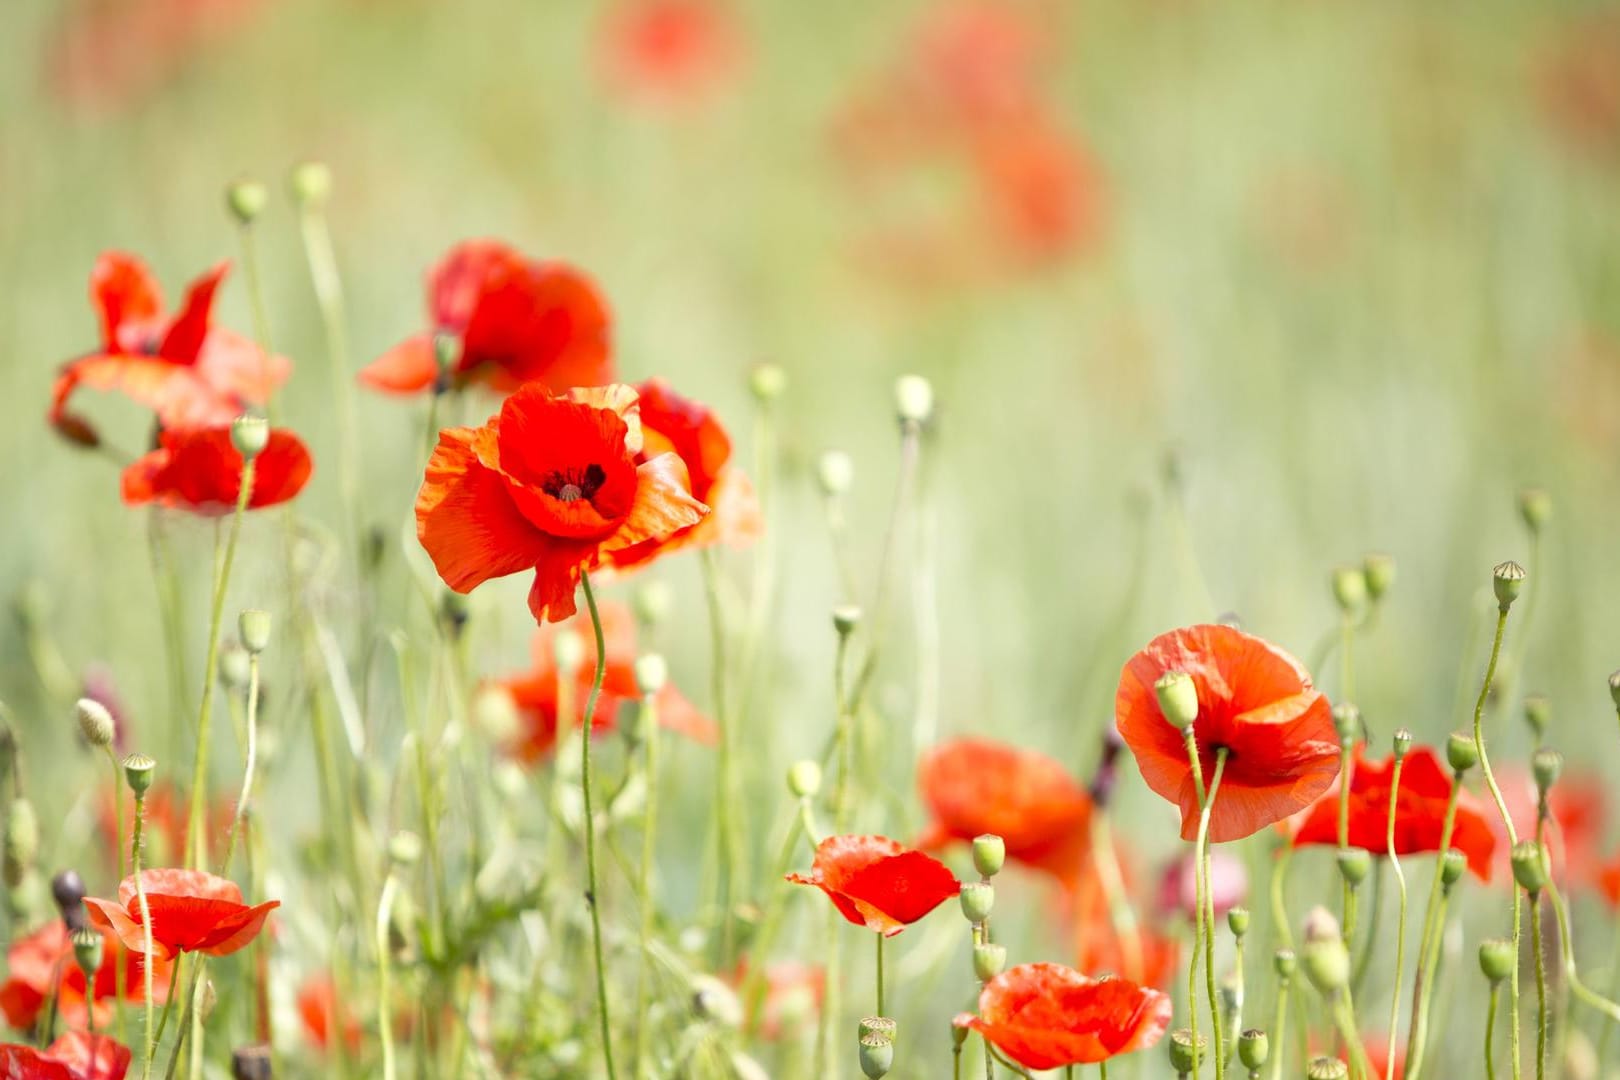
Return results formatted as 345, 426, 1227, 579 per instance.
488, 600, 716, 763
971, 119, 1108, 264
0, 1031, 132, 1080
786, 835, 960, 937
51, 252, 289, 440
600, 378, 760, 573
598, 0, 743, 106
359, 241, 612, 397
0, 921, 171, 1032
953, 962, 1172, 1069
1115, 624, 1340, 843
914, 738, 1093, 881
1290, 746, 1497, 881
119, 425, 312, 515
415, 384, 708, 624
84, 869, 278, 961
297, 975, 363, 1056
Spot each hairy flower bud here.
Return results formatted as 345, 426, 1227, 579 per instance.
1479, 937, 1515, 983
75, 698, 115, 748
71, 927, 103, 977
1532, 748, 1563, 795
1512, 840, 1549, 894
1440, 849, 1467, 889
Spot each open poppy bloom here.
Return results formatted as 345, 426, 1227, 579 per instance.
914, 738, 1093, 881
487, 600, 716, 763
416, 384, 708, 624
0, 1031, 131, 1080
120, 425, 313, 515
84, 869, 278, 961
1290, 746, 1497, 881
359, 240, 612, 397
51, 252, 289, 440
1115, 624, 1340, 843
953, 962, 1171, 1069
0, 921, 171, 1032
786, 835, 960, 936
598, 0, 743, 106
600, 378, 760, 573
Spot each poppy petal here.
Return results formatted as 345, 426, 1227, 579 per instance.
90, 252, 163, 351
416, 426, 558, 593
600, 453, 709, 552
358, 334, 440, 394
157, 262, 229, 367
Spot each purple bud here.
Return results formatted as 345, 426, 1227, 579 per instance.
52, 868, 88, 932
1088, 727, 1125, 808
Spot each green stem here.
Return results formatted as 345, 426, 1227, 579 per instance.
1486, 984, 1500, 1080
1530, 893, 1546, 1080
875, 932, 885, 1017
578, 572, 618, 1080
633, 690, 661, 1075
377, 872, 400, 1080
1383, 757, 1409, 1080
1471, 608, 1520, 1080
151, 952, 182, 1049
1337, 739, 1355, 944
1543, 879, 1620, 1024
699, 550, 739, 967
1196, 749, 1230, 1080
1183, 727, 1208, 1080
106, 748, 128, 1046
133, 794, 155, 1080
1404, 781, 1462, 1080
1270, 843, 1295, 952
219, 650, 260, 875
1267, 976, 1290, 1080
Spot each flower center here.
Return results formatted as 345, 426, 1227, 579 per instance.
543, 464, 607, 504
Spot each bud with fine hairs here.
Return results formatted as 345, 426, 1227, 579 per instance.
75, 697, 115, 748
1479, 937, 1515, 983
71, 927, 103, 977
1532, 747, 1563, 794
1511, 840, 1549, 893
1445, 731, 1479, 773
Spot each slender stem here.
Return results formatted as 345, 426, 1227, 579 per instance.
699, 550, 738, 967
1383, 756, 1409, 1080
1471, 608, 1520, 1080
133, 795, 155, 1080
633, 690, 661, 1075
1183, 728, 1208, 1080
377, 872, 400, 1080
106, 748, 128, 1046
1267, 976, 1290, 1080
1331, 995, 1372, 1079
1543, 878, 1620, 1023
1270, 844, 1295, 952
1486, 985, 1500, 1080
1196, 749, 1230, 1080
875, 933, 886, 1017
162, 956, 209, 1080
151, 952, 182, 1048
1337, 739, 1355, 944
1530, 892, 1546, 1080
219, 650, 260, 875
1404, 781, 1462, 1080
578, 572, 618, 1080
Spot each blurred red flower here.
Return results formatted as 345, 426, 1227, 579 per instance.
297, 974, 363, 1056
0, 1030, 132, 1080
598, 0, 743, 106
1352, 1036, 1405, 1080
1499, 765, 1606, 890
1600, 855, 1620, 909
489, 600, 716, 763
121, 425, 312, 514
971, 120, 1108, 264
953, 962, 1171, 1069
601, 378, 760, 573
786, 835, 960, 937
0, 921, 171, 1032
360, 240, 612, 397
1290, 746, 1497, 881
1115, 624, 1340, 843
415, 384, 707, 624
51, 253, 289, 441
731, 960, 824, 1041
914, 738, 1093, 881
98, 783, 231, 871
85, 869, 278, 961
1536, 11, 1620, 160
1156, 849, 1249, 921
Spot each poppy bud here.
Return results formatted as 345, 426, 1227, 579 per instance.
1609, 669, 1620, 710
226, 179, 268, 224
858, 1031, 894, 1079
1228, 907, 1250, 938
692, 974, 743, 1028
1273, 949, 1297, 980
1532, 748, 1563, 794
4, 799, 39, 887
786, 760, 821, 799
1445, 731, 1478, 774
634, 654, 668, 697
1363, 553, 1396, 602
1493, 561, 1527, 611
71, 927, 103, 977
1335, 849, 1370, 886
219, 643, 252, 691
1307, 1058, 1348, 1080
1392, 727, 1412, 761
52, 869, 88, 931
1440, 849, 1467, 889
1479, 937, 1515, 984
1517, 488, 1552, 534
633, 581, 674, 628
971, 834, 1005, 879
1331, 703, 1360, 744
1238, 1029, 1269, 1071
1169, 1029, 1206, 1074
239, 610, 272, 655
749, 363, 786, 403
1512, 840, 1548, 894
1154, 671, 1199, 730
289, 161, 332, 208
951, 1019, 969, 1047
230, 415, 269, 461
1331, 566, 1368, 613
894, 374, 934, 426
388, 831, 423, 867
1523, 695, 1550, 740
231, 1044, 273, 1080
1301, 908, 1349, 992
123, 753, 157, 796
832, 606, 862, 637
75, 697, 115, 748
959, 882, 995, 924
1087, 727, 1124, 808
553, 628, 586, 677
817, 451, 854, 497
52, 412, 101, 450
972, 943, 1006, 982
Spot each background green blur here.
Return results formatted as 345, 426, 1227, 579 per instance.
2, 0, 1619, 1075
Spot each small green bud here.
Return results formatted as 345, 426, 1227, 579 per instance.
71, 927, 103, 977
1331, 703, 1360, 744
832, 606, 862, 637
553, 628, 586, 676
219, 643, 251, 691
1517, 488, 1552, 534
633, 580, 674, 628
1392, 727, 1412, 761
238, 609, 272, 655
951, 1019, 969, 1047
1523, 694, 1551, 739
1303, 938, 1351, 994
1331, 566, 1368, 613
1307, 1057, 1349, 1080
786, 760, 821, 799
1446, 731, 1479, 774
226, 179, 268, 224
1273, 949, 1297, 980
817, 450, 854, 496
972, 943, 1006, 982
858, 1032, 894, 1079
1336, 848, 1371, 886
289, 161, 332, 208
1493, 561, 1527, 611
959, 882, 995, 924
971, 834, 1005, 879
123, 753, 156, 796
1608, 670, 1620, 711
1238, 1028, 1269, 1070
231, 415, 269, 461
748, 363, 786, 403
4, 800, 38, 886
1440, 849, 1467, 889
388, 831, 423, 866
634, 654, 668, 696
1154, 671, 1200, 730
75, 698, 115, 748
1512, 840, 1549, 894
1479, 937, 1515, 983
894, 374, 934, 425
1532, 748, 1563, 794
1362, 553, 1396, 601
1227, 907, 1250, 938
1169, 1029, 1206, 1073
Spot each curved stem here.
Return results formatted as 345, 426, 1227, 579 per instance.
1196, 748, 1230, 1080
219, 651, 260, 875
1530, 893, 1546, 1080
1383, 758, 1409, 1080
1472, 609, 1520, 1080
578, 572, 618, 1080
1486, 984, 1500, 1080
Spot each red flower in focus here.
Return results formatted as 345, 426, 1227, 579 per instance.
297, 975, 362, 1056
953, 962, 1171, 1069
0, 921, 171, 1032
1156, 850, 1249, 921
786, 835, 960, 937
121, 426, 312, 515
0, 1031, 132, 1080
601, 378, 760, 573
598, 0, 743, 106
1290, 746, 1497, 881
51, 253, 289, 440
1115, 624, 1340, 842
914, 738, 1093, 881
360, 241, 612, 397
84, 869, 278, 961
415, 384, 708, 624
488, 601, 716, 763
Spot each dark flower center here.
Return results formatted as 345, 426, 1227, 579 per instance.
543, 464, 607, 503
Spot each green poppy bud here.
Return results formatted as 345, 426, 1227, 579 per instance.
75, 698, 115, 748
1238, 1029, 1269, 1071
1392, 727, 1412, 761
1307, 1057, 1349, 1080
786, 760, 821, 799
1532, 748, 1563, 795
226, 179, 268, 224
817, 451, 854, 497
1169, 1029, 1206, 1073
1523, 695, 1551, 740
1331, 703, 1360, 744
71, 927, 103, 977
289, 161, 332, 208
1331, 566, 1368, 613
1273, 949, 1297, 980
238, 609, 272, 655
832, 605, 862, 637
959, 882, 995, 924
1512, 840, 1549, 894
1479, 937, 1515, 983
748, 364, 786, 403
1362, 553, 1396, 601
1228, 906, 1250, 939
894, 374, 934, 425
1336, 848, 1371, 886
1440, 849, 1467, 889
123, 753, 156, 796
973, 943, 1006, 982
1493, 561, 1527, 611
971, 834, 1005, 879
1445, 732, 1479, 774
1154, 671, 1199, 730
1517, 488, 1552, 534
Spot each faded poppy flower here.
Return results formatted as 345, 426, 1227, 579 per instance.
1074, 917, 1180, 993
97, 783, 230, 872
1291, 746, 1497, 881
970, 119, 1108, 265
415, 384, 708, 624
84, 869, 278, 961
487, 600, 716, 763
0, 921, 170, 1032
297, 975, 363, 1056
600, 378, 760, 573
914, 738, 1093, 881
1156, 849, 1249, 921
598, 0, 743, 106
786, 835, 960, 937
953, 962, 1172, 1069
732, 960, 824, 1041
0, 1031, 132, 1080
51, 252, 288, 440
359, 240, 612, 397
1115, 624, 1340, 843
120, 425, 312, 515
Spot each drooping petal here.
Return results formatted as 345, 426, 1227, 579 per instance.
600, 453, 709, 552
526, 542, 600, 624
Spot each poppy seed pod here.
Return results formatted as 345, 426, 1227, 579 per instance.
859, 1016, 898, 1040
1512, 840, 1549, 894
634, 653, 668, 696
972, 943, 1007, 982
1307, 1057, 1349, 1080
1392, 727, 1412, 760
289, 161, 332, 208
1440, 849, 1468, 889
123, 753, 157, 795
231, 1044, 273, 1080
1363, 553, 1396, 601
786, 760, 821, 799
633, 581, 674, 628
832, 606, 862, 637
894, 374, 934, 425
1445, 731, 1479, 774
1274, 949, 1297, 980
71, 927, 103, 977
1335, 848, 1371, 886
75, 697, 115, 748
748, 363, 786, 403
1493, 561, 1527, 611
1518, 488, 1552, 534
1238, 1029, 1269, 1071
1331, 566, 1368, 613
951, 1019, 969, 1047
817, 450, 854, 497
230, 415, 269, 461
1523, 695, 1551, 739
238, 610, 272, 655
1169, 1029, 1206, 1073
1153, 671, 1199, 730
959, 881, 995, 924
1480, 937, 1515, 983
226, 179, 268, 224
1532, 748, 1564, 794
858, 1031, 894, 1078
971, 834, 1006, 879
1228, 907, 1250, 938
1331, 703, 1360, 744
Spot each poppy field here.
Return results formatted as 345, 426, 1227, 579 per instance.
5, 0, 1620, 1077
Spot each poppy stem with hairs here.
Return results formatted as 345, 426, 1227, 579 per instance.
1402, 773, 1464, 1080
1382, 750, 1409, 1080
1485, 982, 1501, 1080
578, 571, 619, 1080
1471, 607, 1522, 1080
105, 745, 129, 1047
1541, 877, 1620, 1023
700, 548, 740, 968
131, 790, 155, 1080
1195, 747, 1230, 1080
1181, 726, 1209, 1080
1530, 889, 1547, 1080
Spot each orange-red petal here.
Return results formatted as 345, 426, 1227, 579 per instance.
358, 334, 440, 394
955, 962, 1172, 1069
90, 251, 164, 351
415, 425, 557, 593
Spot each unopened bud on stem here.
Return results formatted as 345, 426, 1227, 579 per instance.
1154, 672, 1199, 730
75, 698, 115, 748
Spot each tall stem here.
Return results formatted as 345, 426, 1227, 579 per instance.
875, 933, 886, 1017
1486, 985, 1500, 1080
633, 690, 661, 1076
106, 748, 128, 1046
1403, 780, 1462, 1080
377, 872, 400, 1080
1472, 608, 1520, 1080
1267, 975, 1291, 1080
1530, 893, 1546, 1080
1195, 749, 1230, 1080
219, 649, 261, 875
1383, 756, 1409, 1080
1182, 727, 1208, 1080
578, 572, 618, 1080
700, 550, 739, 967
132, 796, 155, 1080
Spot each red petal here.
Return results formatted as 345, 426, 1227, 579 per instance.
44, 1031, 132, 1080
415, 426, 558, 593
358, 334, 439, 394
600, 453, 709, 552
157, 262, 229, 366
90, 252, 163, 351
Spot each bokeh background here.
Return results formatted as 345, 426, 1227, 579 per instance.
2, 0, 1620, 1075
